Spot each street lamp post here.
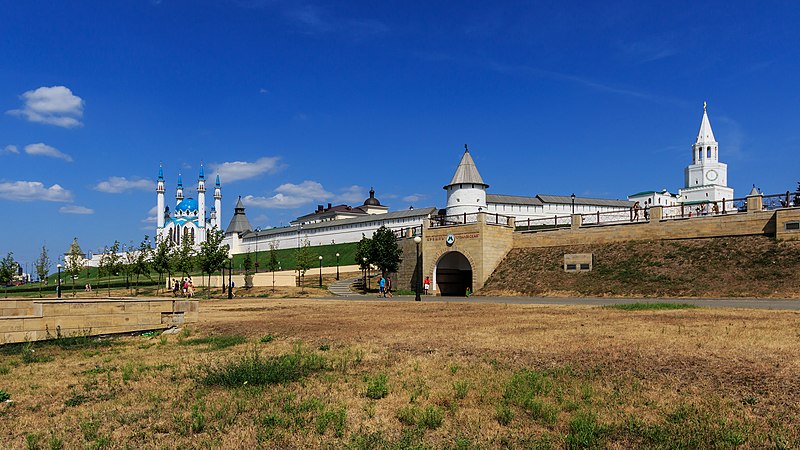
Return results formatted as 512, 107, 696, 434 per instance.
254, 228, 260, 273
362, 257, 367, 294
318, 255, 323, 287
571, 193, 576, 214
57, 263, 62, 298
335, 252, 340, 280
414, 236, 422, 301
228, 258, 233, 299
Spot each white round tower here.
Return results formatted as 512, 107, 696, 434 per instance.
444, 145, 488, 216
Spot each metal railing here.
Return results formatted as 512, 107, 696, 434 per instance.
660, 197, 742, 220
429, 212, 479, 228
485, 212, 514, 226
391, 225, 423, 240
515, 215, 572, 232
581, 208, 642, 226
762, 193, 798, 210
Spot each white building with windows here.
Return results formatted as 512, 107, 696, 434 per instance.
630, 103, 734, 209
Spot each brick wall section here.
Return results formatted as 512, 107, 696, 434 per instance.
513, 209, 798, 249
1, 298, 199, 344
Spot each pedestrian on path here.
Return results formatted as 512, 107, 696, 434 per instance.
379, 275, 386, 298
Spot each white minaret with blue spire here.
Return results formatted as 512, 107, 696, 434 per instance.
176, 173, 184, 206
213, 174, 222, 229
197, 164, 206, 231
156, 163, 165, 230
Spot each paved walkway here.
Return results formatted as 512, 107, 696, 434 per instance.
328, 277, 362, 296
315, 294, 800, 310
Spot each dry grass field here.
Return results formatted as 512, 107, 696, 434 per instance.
1, 298, 799, 449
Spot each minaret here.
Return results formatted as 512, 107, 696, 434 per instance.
210, 206, 217, 229
444, 144, 488, 216
176, 173, 184, 205
156, 163, 165, 230
213, 174, 222, 229
197, 164, 206, 230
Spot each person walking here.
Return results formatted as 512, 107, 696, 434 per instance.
385, 277, 393, 298
423, 276, 430, 295
379, 275, 386, 298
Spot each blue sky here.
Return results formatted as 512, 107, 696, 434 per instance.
2, 0, 800, 265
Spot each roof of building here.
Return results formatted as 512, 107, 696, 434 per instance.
696, 101, 717, 145
363, 187, 382, 206
628, 190, 678, 198
66, 237, 85, 257
486, 194, 543, 206
537, 194, 634, 208
225, 197, 253, 235
241, 207, 437, 240
445, 146, 488, 188
176, 198, 198, 213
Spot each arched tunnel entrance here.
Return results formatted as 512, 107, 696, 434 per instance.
435, 251, 473, 296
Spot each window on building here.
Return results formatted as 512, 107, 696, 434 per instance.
707, 147, 711, 158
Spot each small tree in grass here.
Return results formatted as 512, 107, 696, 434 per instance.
133, 235, 153, 295
64, 251, 84, 298
369, 226, 402, 278
100, 241, 121, 297
34, 245, 51, 298
122, 241, 137, 293
295, 239, 314, 294
0, 252, 15, 299
173, 237, 196, 280
197, 228, 229, 298
152, 238, 172, 294
267, 242, 279, 292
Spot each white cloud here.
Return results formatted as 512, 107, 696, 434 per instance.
0, 181, 73, 202
259, 88, 270, 94
2, 145, 19, 154
210, 156, 282, 183
94, 176, 152, 193
24, 143, 73, 162
7, 86, 84, 128
337, 185, 365, 204
59, 205, 94, 215
244, 180, 332, 209
142, 206, 158, 224
402, 193, 426, 203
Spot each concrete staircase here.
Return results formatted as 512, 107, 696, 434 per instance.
329, 277, 362, 296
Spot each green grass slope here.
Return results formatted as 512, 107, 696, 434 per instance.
482, 236, 800, 298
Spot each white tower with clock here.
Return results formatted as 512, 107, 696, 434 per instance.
678, 102, 734, 206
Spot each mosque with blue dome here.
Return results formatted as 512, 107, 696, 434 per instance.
155, 164, 223, 247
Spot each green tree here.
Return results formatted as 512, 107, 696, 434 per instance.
34, 245, 51, 298
152, 238, 173, 294
197, 229, 230, 298
369, 226, 402, 277
100, 241, 121, 296
0, 252, 15, 298
133, 235, 153, 295
295, 238, 314, 293
64, 251, 84, 298
267, 242, 280, 292
122, 241, 137, 293
243, 251, 254, 276
173, 237, 196, 279
355, 235, 373, 292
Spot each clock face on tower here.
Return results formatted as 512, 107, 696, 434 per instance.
706, 169, 718, 182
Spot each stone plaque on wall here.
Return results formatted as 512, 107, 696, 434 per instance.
564, 253, 593, 272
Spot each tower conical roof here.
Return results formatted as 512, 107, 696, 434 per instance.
199, 164, 205, 180
225, 196, 252, 235
695, 102, 717, 145
444, 145, 488, 189
66, 237, 85, 257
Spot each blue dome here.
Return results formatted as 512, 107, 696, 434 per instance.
176, 198, 198, 213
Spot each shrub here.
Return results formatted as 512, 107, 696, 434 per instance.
453, 380, 470, 400
198, 349, 326, 387
396, 405, 418, 426
418, 405, 444, 429
365, 373, 389, 399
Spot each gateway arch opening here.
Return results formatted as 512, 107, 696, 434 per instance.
435, 252, 473, 296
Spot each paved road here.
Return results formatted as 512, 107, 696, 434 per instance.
316, 294, 800, 310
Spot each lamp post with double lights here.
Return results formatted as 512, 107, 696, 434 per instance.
335, 252, 340, 280
56, 263, 62, 298
414, 236, 422, 301
318, 255, 323, 287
